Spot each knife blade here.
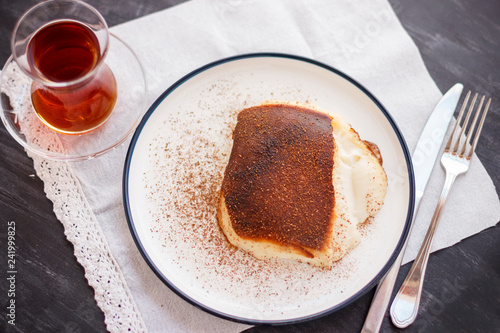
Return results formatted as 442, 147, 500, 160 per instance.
361, 83, 463, 333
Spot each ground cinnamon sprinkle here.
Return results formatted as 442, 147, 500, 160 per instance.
140, 78, 381, 316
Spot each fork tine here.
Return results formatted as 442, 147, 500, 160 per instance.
468, 96, 491, 159
445, 91, 470, 152
461, 94, 484, 157
454, 92, 477, 155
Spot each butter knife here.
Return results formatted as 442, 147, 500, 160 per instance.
361, 83, 463, 333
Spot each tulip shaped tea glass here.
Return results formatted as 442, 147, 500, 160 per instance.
1, 0, 146, 160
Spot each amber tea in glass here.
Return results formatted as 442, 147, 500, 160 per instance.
12, 0, 117, 135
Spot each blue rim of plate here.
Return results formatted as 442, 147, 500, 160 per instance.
123, 52, 415, 325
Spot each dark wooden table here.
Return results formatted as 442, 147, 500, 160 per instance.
1, 0, 499, 332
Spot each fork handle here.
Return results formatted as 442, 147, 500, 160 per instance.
390, 171, 457, 328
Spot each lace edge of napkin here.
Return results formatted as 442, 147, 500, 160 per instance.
27, 152, 147, 333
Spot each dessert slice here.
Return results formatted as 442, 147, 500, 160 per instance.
217, 103, 387, 268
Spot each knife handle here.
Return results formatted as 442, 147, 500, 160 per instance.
361, 249, 405, 333
361, 190, 422, 333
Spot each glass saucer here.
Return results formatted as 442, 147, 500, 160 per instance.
0, 33, 147, 161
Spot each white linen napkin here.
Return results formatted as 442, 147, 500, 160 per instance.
22, 0, 500, 332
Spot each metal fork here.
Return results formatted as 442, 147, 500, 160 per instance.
390, 91, 491, 328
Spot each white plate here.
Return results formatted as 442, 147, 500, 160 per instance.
123, 53, 414, 324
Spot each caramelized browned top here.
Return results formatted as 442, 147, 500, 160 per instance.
363, 140, 383, 165
221, 104, 335, 252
